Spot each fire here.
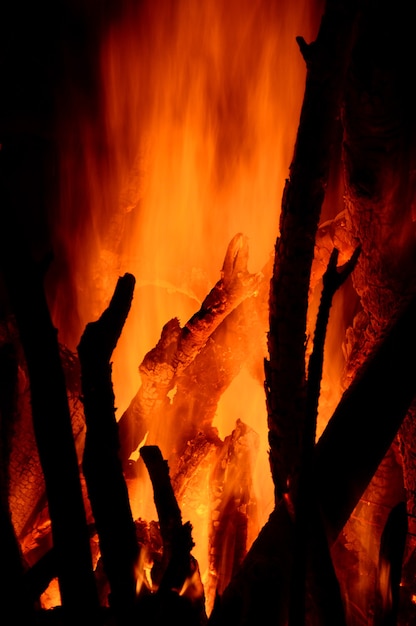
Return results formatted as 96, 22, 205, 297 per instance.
44, 0, 324, 612
379, 558, 393, 614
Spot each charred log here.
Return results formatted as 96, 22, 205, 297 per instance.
168, 257, 271, 462
140, 445, 188, 586
265, 0, 360, 506
78, 273, 139, 620
289, 247, 359, 626
138, 445, 207, 626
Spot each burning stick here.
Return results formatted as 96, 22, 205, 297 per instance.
78, 272, 139, 619
289, 246, 360, 626
140, 445, 193, 588
139, 445, 207, 626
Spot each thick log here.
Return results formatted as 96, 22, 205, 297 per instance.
265, 0, 360, 504
78, 273, 139, 620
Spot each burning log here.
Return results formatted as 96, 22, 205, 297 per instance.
289, 246, 360, 626
167, 263, 270, 477
140, 446, 200, 592
118, 233, 262, 466
77, 272, 139, 620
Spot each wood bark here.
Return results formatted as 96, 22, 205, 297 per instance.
78, 273, 139, 621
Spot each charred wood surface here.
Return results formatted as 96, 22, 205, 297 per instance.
289, 247, 359, 626
78, 273, 139, 619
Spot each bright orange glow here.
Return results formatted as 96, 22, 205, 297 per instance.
379, 558, 393, 613
40, 578, 61, 610
49, 0, 324, 611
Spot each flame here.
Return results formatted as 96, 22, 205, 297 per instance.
40, 578, 61, 611
48, 0, 325, 608
135, 544, 153, 596
379, 557, 393, 614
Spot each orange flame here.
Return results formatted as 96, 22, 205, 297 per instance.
49, 0, 324, 609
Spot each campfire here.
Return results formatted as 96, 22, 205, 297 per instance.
1, 0, 416, 624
